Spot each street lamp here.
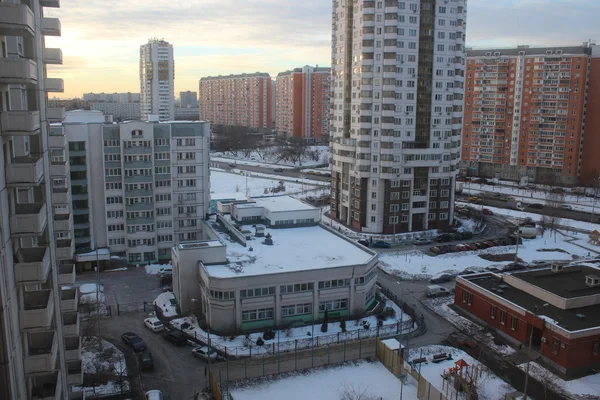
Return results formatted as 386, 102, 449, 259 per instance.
522, 303, 548, 400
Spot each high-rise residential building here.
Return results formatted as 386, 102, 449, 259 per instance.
330, 0, 465, 234
199, 73, 272, 130
140, 39, 175, 121
60, 111, 211, 266
0, 0, 81, 398
275, 66, 331, 142
461, 43, 597, 185
179, 90, 198, 108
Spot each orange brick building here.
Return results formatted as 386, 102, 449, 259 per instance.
462, 43, 598, 185
198, 73, 272, 130
455, 267, 600, 377
275, 66, 330, 142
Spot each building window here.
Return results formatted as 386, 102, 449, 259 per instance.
281, 303, 312, 317
500, 311, 506, 325
241, 308, 274, 322
552, 338, 560, 354
318, 279, 351, 289
319, 299, 348, 312
280, 283, 314, 294
511, 316, 518, 331
239, 287, 275, 298
490, 305, 496, 319
462, 291, 472, 306
593, 341, 599, 355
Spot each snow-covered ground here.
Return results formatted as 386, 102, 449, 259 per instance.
211, 170, 321, 198
517, 362, 600, 400
78, 283, 106, 305
145, 263, 168, 275
168, 296, 412, 357
380, 233, 593, 279
228, 169, 329, 186
408, 345, 516, 400
154, 291, 178, 318
72, 337, 129, 397
211, 145, 330, 168
230, 360, 415, 400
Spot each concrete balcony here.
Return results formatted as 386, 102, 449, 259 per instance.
5, 156, 44, 186
0, 3, 34, 37
51, 187, 69, 204
53, 212, 72, 232
0, 111, 41, 136
60, 288, 78, 311
46, 107, 65, 123
29, 372, 62, 400
66, 361, 83, 386
45, 78, 64, 93
40, 17, 61, 36
42, 48, 62, 65
0, 57, 38, 84
20, 289, 54, 330
55, 239, 73, 260
49, 160, 68, 176
14, 247, 50, 284
62, 311, 79, 336
24, 331, 58, 375
48, 128, 66, 146
64, 336, 81, 362
58, 264, 75, 286
10, 203, 47, 236
40, 0, 60, 7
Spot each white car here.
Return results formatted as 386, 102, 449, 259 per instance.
560, 204, 572, 211
158, 267, 172, 277
191, 346, 217, 361
144, 317, 165, 332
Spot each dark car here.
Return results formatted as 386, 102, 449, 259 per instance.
138, 351, 154, 372
357, 239, 370, 247
372, 241, 391, 248
436, 233, 454, 243
504, 262, 528, 271
163, 330, 188, 346
430, 273, 453, 284
528, 203, 544, 209
456, 231, 473, 240
121, 332, 146, 352
273, 168, 284, 173
228, 163, 236, 168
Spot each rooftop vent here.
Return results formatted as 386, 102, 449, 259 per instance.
551, 264, 563, 273
585, 275, 600, 287
499, 284, 509, 289
576, 313, 586, 320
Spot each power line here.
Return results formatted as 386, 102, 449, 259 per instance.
508, 0, 525, 46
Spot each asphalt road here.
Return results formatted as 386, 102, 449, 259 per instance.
210, 159, 332, 183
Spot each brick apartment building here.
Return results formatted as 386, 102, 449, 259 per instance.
199, 73, 272, 130
461, 42, 600, 185
455, 265, 600, 377
275, 66, 330, 143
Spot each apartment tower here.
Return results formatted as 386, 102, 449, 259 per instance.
330, 0, 465, 233
140, 39, 175, 121
179, 90, 198, 108
199, 73, 272, 130
0, 0, 82, 398
275, 66, 331, 142
462, 43, 596, 185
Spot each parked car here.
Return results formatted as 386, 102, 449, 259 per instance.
560, 204, 573, 210
482, 208, 494, 215
191, 346, 218, 362
144, 317, 165, 333
413, 237, 431, 245
455, 231, 473, 240
436, 233, 454, 243
550, 187, 565, 194
504, 262, 528, 271
528, 203, 544, 209
145, 390, 163, 400
429, 273, 453, 284
482, 241, 496, 248
429, 246, 443, 254
425, 285, 451, 298
273, 168, 284, 173
228, 163, 236, 168
121, 332, 147, 352
357, 239, 370, 247
163, 330, 188, 346
138, 351, 154, 372
372, 241, 391, 248
160, 275, 172, 286
515, 202, 525, 211
468, 196, 483, 204
158, 266, 172, 277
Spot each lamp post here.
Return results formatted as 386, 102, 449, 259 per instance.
522, 303, 548, 400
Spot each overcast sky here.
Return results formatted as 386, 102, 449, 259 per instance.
45, 0, 599, 99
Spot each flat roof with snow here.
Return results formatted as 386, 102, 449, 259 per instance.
204, 225, 376, 278
512, 265, 600, 298
253, 196, 316, 212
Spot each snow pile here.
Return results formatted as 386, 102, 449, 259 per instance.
230, 361, 415, 400
79, 284, 106, 305
72, 337, 129, 397
145, 263, 169, 275
79, 283, 103, 294
456, 216, 478, 233
517, 362, 600, 400
153, 291, 178, 318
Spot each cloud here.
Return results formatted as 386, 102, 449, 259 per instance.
46, 0, 597, 98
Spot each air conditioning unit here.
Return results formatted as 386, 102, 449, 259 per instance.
518, 51, 525, 56
556, 50, 563, 55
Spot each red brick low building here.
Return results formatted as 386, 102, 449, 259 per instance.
455, 265, 600, 377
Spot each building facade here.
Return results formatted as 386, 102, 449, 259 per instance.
140, 39, 175, 121
461, 43, 596, 185
275, 66, 331, 142
455, 267, 600, 377
199, 73, 272, 130
174, 107, 200, 121
83, 92, 140, 103
90, 102, 141, 120
179, 90, 198, 108
580, 44, 600, 185
0, 0, 81, 398
61, 114, 210, 265
330, 0, 465, 234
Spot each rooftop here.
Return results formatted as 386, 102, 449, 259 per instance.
467, 44, 593, 57
512, 265, 600, 299
463, 273, 600, 332
253, 196, 316, 213
204, 225, 376, 278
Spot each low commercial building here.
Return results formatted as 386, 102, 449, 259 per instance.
172, 196, 379, 333
455, 265, 600, 377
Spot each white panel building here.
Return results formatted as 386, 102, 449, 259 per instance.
140, 39, 175, 121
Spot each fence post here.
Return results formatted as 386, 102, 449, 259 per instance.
337, 332, 340, 344
244, 356, 247, 379
262, 354, 265, 376
117, 304, 120, 316
294, 340, 297, 370
317, 336, 319, 347
143, 301, 146, 312
359, 338, 362, 359
343, 340, 346, 362
377, 325, 380, 338
272, 342, 275, 354
327, 343, 330, 364
250, 346, 252, 358
311, 339, 314, 368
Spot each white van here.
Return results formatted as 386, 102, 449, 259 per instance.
425, 285, 450, 298
158, 266, 172, 277
518, 226, 537, 238
515, 201, 525, 211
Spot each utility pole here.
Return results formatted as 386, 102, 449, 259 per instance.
95, 239, 102, 349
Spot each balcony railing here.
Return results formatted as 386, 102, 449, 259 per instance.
51, 186, 70, 205
48, 127, 66, 145
14, 247, 50, 284
42, 48, 62, 65
58, 264, 75, 286
5, 156, 44, 186
29, 372, 61, 400
40, 17, 60, 36
0, 57, 37, 85
62, 311, 79, 336
56, 239, 74, 260
49, 160, 68, 176
54, 212, 72, 232
25, 331, 58, 375
21, 289, 54, 330
0, 3, 34, 37
64, 336, 81, 362
60, 288, 78, 311
45, 78, 64, 93
0, 111, 40, 136
10, 203, 47, 236
66, 361, 83, 386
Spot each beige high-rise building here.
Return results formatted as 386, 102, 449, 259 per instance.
0, 0, 80, 398
140, 39, 175, 121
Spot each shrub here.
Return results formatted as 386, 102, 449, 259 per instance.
340, 319, 347, 333
263, 330, 276, 341
256, 337, 264, 346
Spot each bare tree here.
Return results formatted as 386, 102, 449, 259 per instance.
212, 125, 254, 157
337, 382, 377, 400
275, 136, 308, 165
536, 365, 562, 400
545, 192, 564, 241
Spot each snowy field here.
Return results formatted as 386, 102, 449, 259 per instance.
230, 360, 415, 400
228, 168, 329, 186
408, 345, 516, 400
517, 361, 600, 400
211, 145, 330, 168
380, 232, 594, 279
211, 170, 322, 198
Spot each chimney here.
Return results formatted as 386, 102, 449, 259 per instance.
551, 264, 563, 273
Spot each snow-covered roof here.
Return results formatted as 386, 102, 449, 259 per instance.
211, 192, 249, 202
253, 196, 316, 212
204, 225, 376, 278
